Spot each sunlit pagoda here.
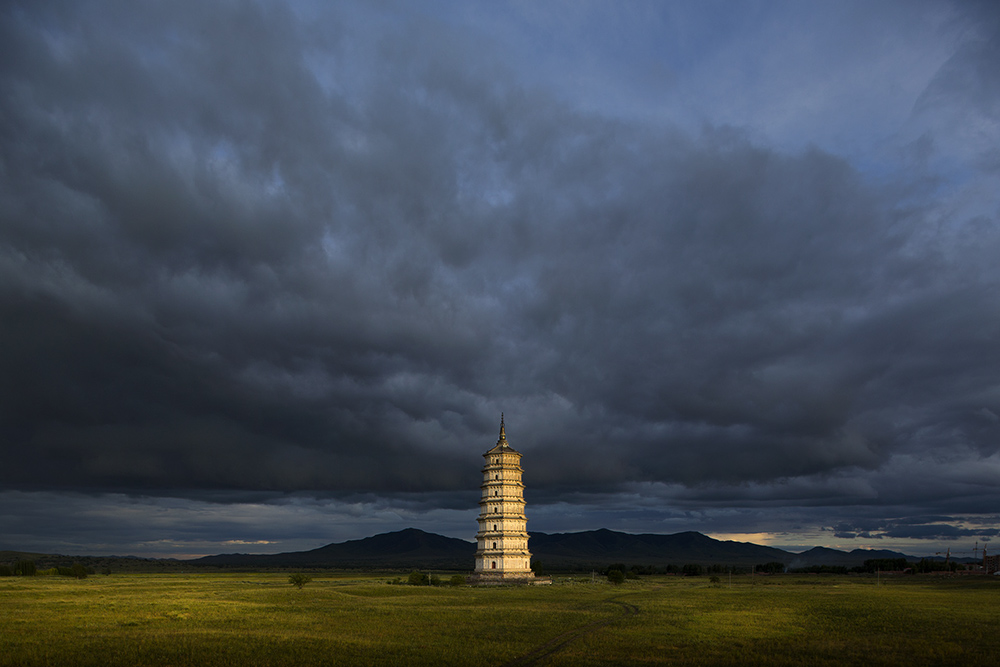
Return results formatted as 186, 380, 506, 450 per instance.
470, 414, 543, 584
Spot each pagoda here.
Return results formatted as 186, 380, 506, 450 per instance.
470, 414, 539, 584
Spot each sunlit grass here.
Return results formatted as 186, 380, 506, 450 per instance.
1, 573, 997, 666
553, 576, 1000, 666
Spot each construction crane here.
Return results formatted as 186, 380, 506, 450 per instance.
942, 542, 988, 570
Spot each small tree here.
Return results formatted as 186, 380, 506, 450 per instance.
407, 571, 429, 586
606, 569, 625, 585
288, 573, 312, 589
449, 574, 466, 586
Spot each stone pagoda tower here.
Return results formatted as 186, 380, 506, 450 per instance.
470, 414, 536, 583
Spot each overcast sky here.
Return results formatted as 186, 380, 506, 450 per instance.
2, 0, 998, 559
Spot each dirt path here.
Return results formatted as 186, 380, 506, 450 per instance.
498, 597, 640, 667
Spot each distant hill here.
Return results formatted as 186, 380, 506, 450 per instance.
191, 528, 475, 569
529, 529, 791, 569
0, 550, 183, 573
786, 546, 914, 568
186, 528, 935, 571
5, 529, 955, 573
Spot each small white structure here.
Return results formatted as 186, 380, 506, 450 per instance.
470, 415, 538, 584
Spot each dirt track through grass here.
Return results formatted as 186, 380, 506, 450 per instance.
499, 596, 642, 667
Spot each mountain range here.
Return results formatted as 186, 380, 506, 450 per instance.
189, 528, 929, 571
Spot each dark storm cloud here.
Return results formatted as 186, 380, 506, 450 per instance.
0, 489, 478, 556
832, 516, 1000, 542
1, 0, 999, 539
1, 0, 503, 495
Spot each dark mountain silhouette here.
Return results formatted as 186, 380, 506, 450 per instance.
187, 528, 927, 570
192, 528, 475, 569
787, 546, 913, 568
528, 529, 791, 568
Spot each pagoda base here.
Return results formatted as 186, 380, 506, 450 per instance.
467, 572, 551, 586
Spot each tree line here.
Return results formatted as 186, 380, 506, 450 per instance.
536, 556, 972, 580
0, 560, 96, 578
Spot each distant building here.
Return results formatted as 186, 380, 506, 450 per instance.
984, 553, 999, 575
469, 415, 539, 584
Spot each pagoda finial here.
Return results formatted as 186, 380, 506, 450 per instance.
499, 412, 506, 440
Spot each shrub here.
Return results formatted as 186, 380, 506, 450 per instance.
449, 574, 466, 586
407, 571, 429, 586
0, 565, 12, 576
55, 564, 92, 579
606, 569, 625, 585
288, 573, 312, 589
709, 575, 721, 584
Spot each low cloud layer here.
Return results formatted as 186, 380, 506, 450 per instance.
1, 1, 998, 556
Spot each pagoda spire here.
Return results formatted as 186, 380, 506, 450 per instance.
499, 412, 506, 441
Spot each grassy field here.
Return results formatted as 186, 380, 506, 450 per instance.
1, 572, 997, 666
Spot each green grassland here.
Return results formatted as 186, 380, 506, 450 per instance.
1, 572, 997, 666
